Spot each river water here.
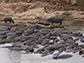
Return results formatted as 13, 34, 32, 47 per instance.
0, 22, 84, 63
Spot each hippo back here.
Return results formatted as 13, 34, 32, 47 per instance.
47, 17, 63, 23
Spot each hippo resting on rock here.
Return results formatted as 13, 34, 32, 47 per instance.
4, 17, 14, 24
46, 17, 63, 26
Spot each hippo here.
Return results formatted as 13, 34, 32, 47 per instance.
53, 54, 73, 59
35, 21, 50, 26
70, 32, 83, 37
41, 43, 66, 56
10, 27, 24, 32
13, 35, 34, 42
35, 38, 43, 44
25, 24, 41, 30
4, 17, 14, 24
39, 28, 52, 35
79, 50, 84, 55
41, 39, 50, 46
40, 22, 50, 26
54, 27, 67, 32
59, 34, 73, 41
34, 29, 39, 33
24, 28, 34, 36
8, 46, 24, 51
78, 44, 84, 49
8, 34, 20, 39
23, 45, 34, 52
0, 31, 6, 36
0, 35, 7, 39
80, 36, 84, 42
27, 20, 36, 24
50, 36, 57, 40
8, 43, 25, 51
14, 31, 23, 36
0, 39, 12, 44
53, 39, 59, 42
0, 26, 12, 31
53, 49, 63, 59
34, 48, 45, 54
33, 32, 43, 39
7, 42, 34, 52
64, 39, 74, 45
46, 17, 63, 26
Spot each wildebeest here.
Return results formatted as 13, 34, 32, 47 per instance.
4, 17, 14, 24
46, 17, 63, 26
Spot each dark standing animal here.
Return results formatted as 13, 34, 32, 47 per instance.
46, 17, 63, 26
4, 17, 14, 24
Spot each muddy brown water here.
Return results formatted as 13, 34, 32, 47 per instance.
0, 21, 84, 63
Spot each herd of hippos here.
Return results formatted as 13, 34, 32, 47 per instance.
0, 17, 84, 59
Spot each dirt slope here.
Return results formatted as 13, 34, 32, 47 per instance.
0, 1, 84, 26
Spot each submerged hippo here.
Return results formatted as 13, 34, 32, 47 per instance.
46, 17, 63, 26
4, 17, 14, 24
